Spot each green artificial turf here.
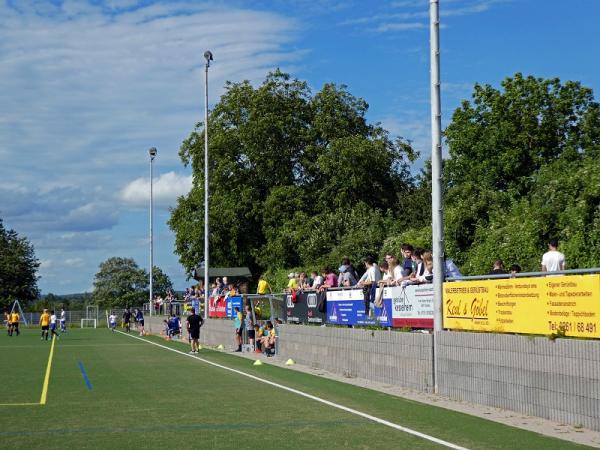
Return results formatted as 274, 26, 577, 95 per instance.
0, 328, 592, 449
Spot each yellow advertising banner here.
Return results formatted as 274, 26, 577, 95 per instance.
443, 274, 600, 338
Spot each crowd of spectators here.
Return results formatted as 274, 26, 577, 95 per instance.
283, 244, 451, 295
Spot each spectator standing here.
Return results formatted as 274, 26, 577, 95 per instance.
357, 256, 382, 316
233, 306, 243, 352
489, 259, 507, 275
310, 271, 323, 289
298, 272, 311, 290
541, 239, 565, 272
286, 273, 299, 292
186, 308, 204, 354
510, 264, 522, 277
444, 257, 462, 278
338, 264, 357, 287
400, 244, 415, 277
244, 305, 255, 351
321, 267, 338, 290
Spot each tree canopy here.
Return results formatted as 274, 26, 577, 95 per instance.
169, 70, 418, 278
92, 257, 173, 308
442, 73, 600, 273
170, 71, 600, 282
0, 219, 40, 309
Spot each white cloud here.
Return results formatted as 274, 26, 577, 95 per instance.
120, 171, 192, 208
0, 0, 301, 190
341, 0, 503, 33
64, 258, 85, 267
0, 1, 302, 293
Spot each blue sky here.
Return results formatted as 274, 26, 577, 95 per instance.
1, 0, 599, 294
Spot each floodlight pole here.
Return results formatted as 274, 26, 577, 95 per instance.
149, 147, 157, 319
203, 51, 213, 320
430, 0, 443, 394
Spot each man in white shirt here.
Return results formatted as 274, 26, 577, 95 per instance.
49, 311, 60, 340
357, 256, 382, 316
109, 313, 117, 332
541, 239, 565, 272
60, 308, 67, 333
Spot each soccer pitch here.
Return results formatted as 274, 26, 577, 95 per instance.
0, 329, 591, 449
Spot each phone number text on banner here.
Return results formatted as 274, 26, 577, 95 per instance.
443, 274, 600, 338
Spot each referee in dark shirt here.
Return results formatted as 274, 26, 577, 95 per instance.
186, 309, 204, 354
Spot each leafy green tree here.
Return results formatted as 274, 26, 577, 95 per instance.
443, 73, 600, 273
169, 71, 417, 277
151, 266, 174, 297
92, 257, 147, 308
0, 219, 40, 309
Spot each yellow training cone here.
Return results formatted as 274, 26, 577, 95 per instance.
253, 359, 263, 366
285, 359, 295, 366
198, 345, 202, 350
217, 344, 224, 350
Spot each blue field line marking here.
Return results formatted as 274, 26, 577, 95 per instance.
77, 361, 93, 391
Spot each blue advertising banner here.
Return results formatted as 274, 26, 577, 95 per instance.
226, 295, 243, 318
326, 288, 392, 326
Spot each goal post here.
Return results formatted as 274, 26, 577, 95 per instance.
81, 318, 97, 329
10, 300, 28, 326
86, 305, 99, 321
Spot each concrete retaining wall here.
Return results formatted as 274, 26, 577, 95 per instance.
146, 316, 600, 431
437, 331, 600, 430
277, 324, 434, 391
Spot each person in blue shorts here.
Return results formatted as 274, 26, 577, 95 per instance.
109, 312, 117, 332
49, 311, 60, 340
134, 308, 145, 336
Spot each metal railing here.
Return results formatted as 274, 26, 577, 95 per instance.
447, 267, 600, 281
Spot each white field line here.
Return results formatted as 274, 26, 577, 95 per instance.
116, 331, 468, 450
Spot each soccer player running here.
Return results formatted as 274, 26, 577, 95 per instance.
49, 311, 60, 340
60, 308, 67, 333
186, 308, 204, 354
40, 309, 50, 340
122, 308, 131, 332
135, 308, 145, 336
4, 310, 10, 336
9, 310, 20, 336
109, 312, 117, 332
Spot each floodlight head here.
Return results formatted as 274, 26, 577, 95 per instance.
149, 147, 157, 159
204, 50, 213, 62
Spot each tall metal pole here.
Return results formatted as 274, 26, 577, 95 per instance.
149, 147, 157, 319
430, 0, 443, 394
203, 51, 213, 320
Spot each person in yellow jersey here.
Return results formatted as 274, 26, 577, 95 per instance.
4, 310, 10, 336
9, 310, 20, 336
286, 273, 299, 292
256, 276, 272, 295
40, 309, 50, 341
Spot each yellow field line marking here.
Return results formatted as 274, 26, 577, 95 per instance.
39, 335, 57, 405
